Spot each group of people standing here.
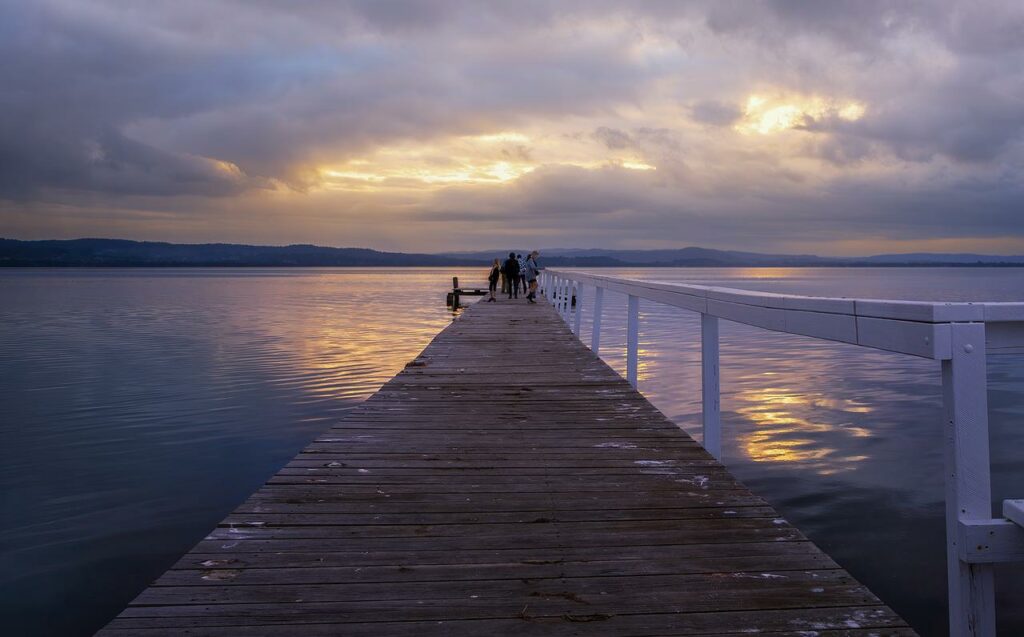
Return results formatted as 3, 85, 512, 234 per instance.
487, 251, 541, 304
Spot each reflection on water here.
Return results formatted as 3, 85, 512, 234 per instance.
735, 388, 873, 475
570, 267, 1024, 636
1, 266, 1022, 636
0, 268, 477, 637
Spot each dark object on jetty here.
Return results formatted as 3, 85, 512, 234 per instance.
445, 276, 487, 308
97, 299, 915, 635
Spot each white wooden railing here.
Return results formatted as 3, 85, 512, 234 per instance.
539, 268, 1024, 637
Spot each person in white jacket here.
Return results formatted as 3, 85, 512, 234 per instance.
516, 253, 527, 296
522, 251, 541, 303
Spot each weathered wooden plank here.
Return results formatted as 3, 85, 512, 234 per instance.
97, 297, 913, 636
106, 605, 907, 635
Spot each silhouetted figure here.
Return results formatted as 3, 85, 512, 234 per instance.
487, 258, 500, 302
503, 252, 520, 299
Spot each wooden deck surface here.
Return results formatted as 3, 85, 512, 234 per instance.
99, 298, 915, 636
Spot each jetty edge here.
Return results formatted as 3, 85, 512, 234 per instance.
98, 295, 916, 635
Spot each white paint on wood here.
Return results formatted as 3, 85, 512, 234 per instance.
856, 317, 951, 359
591, 286, 604, 354
983, 303, 1024, 322
941, 322, 996, 637
545, 269, 1022, 326
701, 313, 721, 461
783, 295, 856, 314
855, 299, 985, 323
783, 309, 858, 344
707, 298, 786, 332
573, 281, 583, 335
1006, 499, 1024, 528
958, 519, 1024, 563
627, 294, 639, 388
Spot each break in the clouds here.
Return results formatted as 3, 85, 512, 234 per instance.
1, 0, 1023, 254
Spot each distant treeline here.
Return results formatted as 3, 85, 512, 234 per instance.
2, 238, 1022, 267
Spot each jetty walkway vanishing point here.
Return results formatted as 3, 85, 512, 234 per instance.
98, 271, 1024, 636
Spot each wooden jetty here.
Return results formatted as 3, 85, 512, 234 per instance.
99, 297, 916, 636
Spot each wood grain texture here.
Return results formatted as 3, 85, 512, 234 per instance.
97, 298, 914, 636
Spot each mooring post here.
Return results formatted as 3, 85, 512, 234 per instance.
941, 322, 996, 637
701, 313, 721, 460
573, 282, 583, 336
591, 286, 604, 354
626, 294, 639, 388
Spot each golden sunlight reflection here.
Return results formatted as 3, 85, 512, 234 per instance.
241, 270, 476, 403
737, 93, 866, 135
734, 387, 875, 475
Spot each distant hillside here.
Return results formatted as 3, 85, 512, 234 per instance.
0, 238, 478, 267
2, 238, 1022, 267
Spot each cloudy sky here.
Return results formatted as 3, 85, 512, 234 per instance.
2, 1, 1023, 254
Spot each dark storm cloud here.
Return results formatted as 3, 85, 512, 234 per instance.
690, 101, 742, 127
1, 0, 1023, 252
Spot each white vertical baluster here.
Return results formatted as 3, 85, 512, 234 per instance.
941, 322, 995, 637
591, 286, 604, 354
573, 282, 583, 336
561, 276, 569, 317
626, 294, 639, 388
701, 314, 721, 460
561, 278, 569, 319
563, 280, 571, 321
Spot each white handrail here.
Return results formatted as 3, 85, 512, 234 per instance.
539, 268, 1024, 637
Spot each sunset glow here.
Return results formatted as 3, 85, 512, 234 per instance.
737, 94, 867, 135
1, 1, 1021, 254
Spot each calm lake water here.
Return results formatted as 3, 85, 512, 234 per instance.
1, 267, 1022, 636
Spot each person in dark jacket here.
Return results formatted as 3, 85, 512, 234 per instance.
503, 252, 520, 299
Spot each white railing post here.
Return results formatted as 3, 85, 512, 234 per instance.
942, 322, 996, 637
573, 282, 583, 336
627, 294, 639, 388
562, 279, 571, 320
564, 279, 572, 321
591, 286, 604, 354
561, 278, 569, 319
701, 313, 722, 460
